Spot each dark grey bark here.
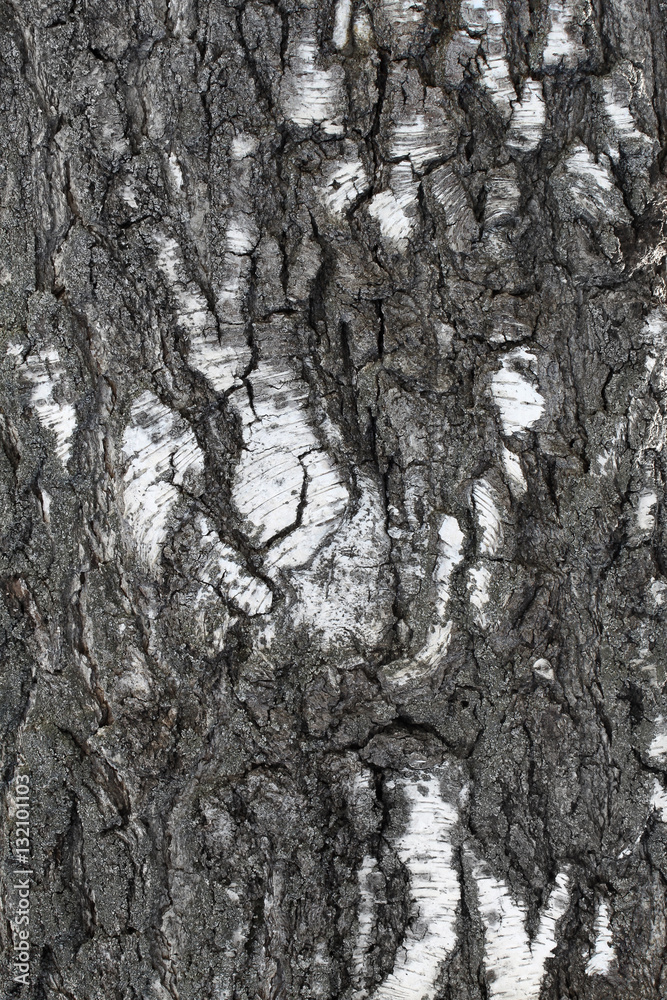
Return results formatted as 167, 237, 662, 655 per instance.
1, 0, 667, 997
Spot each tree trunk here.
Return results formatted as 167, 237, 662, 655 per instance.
1, 0, 667, 997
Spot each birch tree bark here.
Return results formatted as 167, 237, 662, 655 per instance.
1, 0, 667, 997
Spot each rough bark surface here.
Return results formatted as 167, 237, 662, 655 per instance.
1, 0, 667, 997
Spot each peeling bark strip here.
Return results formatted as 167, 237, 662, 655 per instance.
368, 775, 461, 1000
473, 863, 570, 999
122, 391, 204, 564
7, 344, 77, 464
586, 898, 616, 976
1, 0, 667, 996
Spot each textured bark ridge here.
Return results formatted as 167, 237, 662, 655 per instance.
1, 0, 667, 997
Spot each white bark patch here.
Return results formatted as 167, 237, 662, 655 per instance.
491, 351, 545, 435
8, 344, 76, 464
383, 622, 454, 693
436, 323, 454, 354
651, 779, 667, 820
508, 80, 546, 152
264, 450, 350, 570
290, 474, 391, 648
121, 184, 139, 209
586, 899, 615, 976
122, 391, 204, 564
565, 146, 613, 191
371, 777, 460, 1000
381, 0, 425, 26
232, 363, 348, 552
460, 0, 490, 36
382, 515, 463, 690
389, 114, 452, 172
333, 0, 352, 48
369, 190, 413, 242
472, 480, 503, 556
484, 175, 520, 228
564, 146, 621, 220
481, 53, 515, 113
542, 0, 585, 66
203, 136, 258, 330
156, 234, 250, 391
219, 216, 258, 320
40, 489, 52, 523
232, 133, 259, 159
391, 161, 420, 207
434, 515, 465, 615
226, 219, 256, 255
649, 716, 667, 760
594, 420, 627, 476
602, 77, 645, 151
353, 10, 373, 45
167, 152, 183, 190
414, 621, 453, 669
468, 564, 491, 618
636, 490, 657, 531
283, 39, 344, 134
188, 336, 245, 393
462, 0, 514, 113
474, 863, 570, 999
651, 580, 667, 606
430, 164, 476, 232
595, 450, 615, 475
600, 65, 657, 164
194, 516, 272, 616
156, 236, 208, 335
230, 362, 389, 646
532, 658, 555, 680
351, 856, 382, 997
369, 164, 419, 244
501, 445, 527, 496
321, 159, 369, 214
